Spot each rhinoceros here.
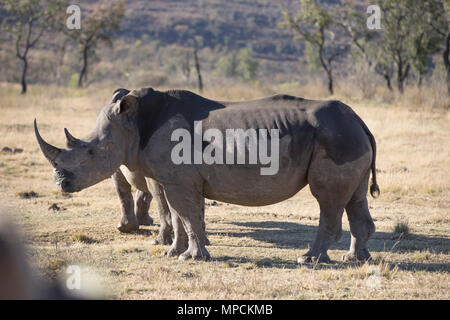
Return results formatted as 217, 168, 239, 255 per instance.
35, 88, 379, 263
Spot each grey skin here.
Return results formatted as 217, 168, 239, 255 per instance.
113, 165, 208, 245
103, 89, 207, 245
108, 89, 172, 243
35, 88, 379, 263
113, 167, 154, 231
107, 89, 157, 235
113, 166, 173, 245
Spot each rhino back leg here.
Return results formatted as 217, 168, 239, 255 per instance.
343, 171, 375, 262
164, 209, 188, 257
298, 144, 372, 264
200, 198, 210, 245
146, 178, 173, 245
112, 169, 139, 233
135, 190, 153, 226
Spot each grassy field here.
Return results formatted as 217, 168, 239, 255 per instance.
0, 83, 448, 299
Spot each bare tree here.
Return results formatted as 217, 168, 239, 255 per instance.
54, 35, 68, 86
376, 0, 446, 93
181, 52, 191, 81
281, 0, 350, 95
422, 0, 450, 95
194, 49, 203, 93
445, 30, 450, 95
66, 1, 124, 87
2, 0, 65, 94
338, 1, 393, 91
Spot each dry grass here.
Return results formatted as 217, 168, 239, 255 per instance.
393, 220, 410, 237
0, 82, 448, 299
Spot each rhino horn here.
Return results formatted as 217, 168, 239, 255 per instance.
64, 128, 82, 148
34, 119, 61, 165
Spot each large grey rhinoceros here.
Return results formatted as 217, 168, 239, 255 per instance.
34, 87, 379, 263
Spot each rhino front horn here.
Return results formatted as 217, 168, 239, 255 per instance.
34, 119, 61, 164
64, 128, 82, 148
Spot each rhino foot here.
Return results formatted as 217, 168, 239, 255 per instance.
297, 252, 331, 264
164, 246, 180, 257
179, 246, 210, 261
342, 249, 372, 262
137, 213, 153, 226
164, 241, 188, 257
117, 216, 139, 233
152, 233, 173, 245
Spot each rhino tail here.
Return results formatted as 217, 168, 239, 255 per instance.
355, 114, 380, 198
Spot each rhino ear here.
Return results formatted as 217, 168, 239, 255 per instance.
117, 92, 138, 114
111, 88, 130, 103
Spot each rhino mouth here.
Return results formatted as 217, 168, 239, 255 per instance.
54, 169, 76, 193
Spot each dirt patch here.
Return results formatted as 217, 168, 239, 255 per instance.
2, 146, 23, 154
17, 191, 39, 199
71, 233, 99, 244
48, 203, 66, 211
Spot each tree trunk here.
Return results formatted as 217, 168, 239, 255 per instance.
397, 79, 404, 93
182, 52, 191, 80
194, 49, 203, 93
20, 58, 28, 94
417, 72, 423, 88
397, 60, 404, 94
326, 69, 333, 95
78, 46, 89, 88
447, 69, 450, 97
319, 58, 333, 95
396, 59, 409, 94
375, 66, 393, 91
384, 74, 393, 91
443, 31, 450, 96
318, 40, 334, 95
55, 40, 67, 86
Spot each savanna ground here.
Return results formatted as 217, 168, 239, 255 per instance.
0, 82, 448, 299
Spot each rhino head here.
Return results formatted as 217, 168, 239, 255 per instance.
34, 89, 140, 193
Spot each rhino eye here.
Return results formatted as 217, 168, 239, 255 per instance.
87, 149, 94, 156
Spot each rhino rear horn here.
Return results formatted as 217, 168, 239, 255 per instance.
64, 128, 82, 148
34, 119, 61, 165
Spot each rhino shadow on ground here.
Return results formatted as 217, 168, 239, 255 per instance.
214, 221, 450, 272
129, 229, 153, 236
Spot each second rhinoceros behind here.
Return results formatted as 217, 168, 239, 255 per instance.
35, 87, 379, 263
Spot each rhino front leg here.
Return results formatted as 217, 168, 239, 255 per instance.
135, 190, 153, 226
112, 169, 139, 233
163, 185, 210, 260
155, 193, 209, 246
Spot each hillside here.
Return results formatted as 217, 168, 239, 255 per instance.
118, 0, 303, 60
0, 0, 368, 88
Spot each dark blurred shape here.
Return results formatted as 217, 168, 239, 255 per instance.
0, 214, 75, 300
